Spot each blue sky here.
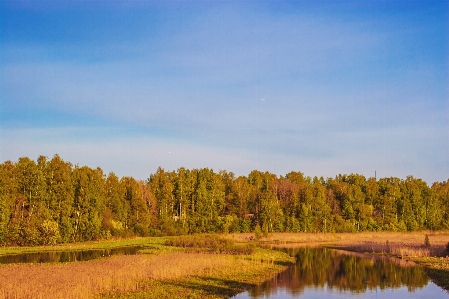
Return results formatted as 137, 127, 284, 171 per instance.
1, 1, 448, 183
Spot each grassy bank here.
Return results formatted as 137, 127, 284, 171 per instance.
0, 237, 165, 256
0, 235, 293, 299
100, 247, 292, 299
2, 232, 449, 298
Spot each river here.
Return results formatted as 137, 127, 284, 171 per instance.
0, 245, 146, 264
232, 247, 449, 298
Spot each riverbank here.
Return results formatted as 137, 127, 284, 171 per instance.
0, 237, 162, 256
240, 231, 449, 291
0, 236, 293, 299
1, 232, 448, 298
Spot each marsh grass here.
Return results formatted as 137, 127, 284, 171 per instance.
0, 240, 292, 299
100, 247, 291, 299
165, 234, 255, 255
234, 231, 449, 257
0, 237, 164, 256
230, 231, 449, 246
2, 232, 449, 298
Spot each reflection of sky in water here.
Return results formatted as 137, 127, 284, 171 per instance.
233, 282, 448, 298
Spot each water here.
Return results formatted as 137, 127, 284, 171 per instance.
233, 247, 449, 298
0, 245, 147, 264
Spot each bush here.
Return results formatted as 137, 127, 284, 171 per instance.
445, 242, 449, 254
424, 234, 431, 247
254, 224, 263, 240
20, 226, 40, 246
39, 220, 61, 245
239, 219, 252, 233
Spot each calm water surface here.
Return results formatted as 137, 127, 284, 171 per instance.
233, 247, 449, 299
0, 245, 146, 264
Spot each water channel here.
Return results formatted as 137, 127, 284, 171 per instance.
0, 245, 146, 264
232, 247, 449, 299
1, 245, 448, 297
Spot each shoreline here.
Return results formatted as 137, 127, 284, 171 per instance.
0, 236, 294, 299
1, 232, 448, 298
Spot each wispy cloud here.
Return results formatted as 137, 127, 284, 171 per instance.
1, 2, 447, 183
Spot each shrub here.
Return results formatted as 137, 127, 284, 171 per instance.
21, 226, 40, 246
39, 220, 61, 245
424, 234, 430, 247
254, 224, 263, 240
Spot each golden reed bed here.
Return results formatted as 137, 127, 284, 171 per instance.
0, 251, 261, 299
0, 246, 288, 299
231, 231, 449, 245
231, 231, 449, 256
2, 231, 448, 298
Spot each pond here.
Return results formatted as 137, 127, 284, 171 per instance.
0, 245, 147, 264
232, 247, 449, 299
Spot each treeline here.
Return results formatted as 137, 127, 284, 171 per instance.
0, 155, 448, 246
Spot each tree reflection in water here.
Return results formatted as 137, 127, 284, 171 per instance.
0, 246, 145, 264
248, 247, 430, 298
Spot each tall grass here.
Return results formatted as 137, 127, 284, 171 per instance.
230, 231, 449, 257
165, 234, 255, 254
0, 245, 290, 299
2, 232, 448, 298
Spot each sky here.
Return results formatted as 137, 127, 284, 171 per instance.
0, 1, 448, 183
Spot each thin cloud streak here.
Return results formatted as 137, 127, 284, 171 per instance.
1, 2, 447, 183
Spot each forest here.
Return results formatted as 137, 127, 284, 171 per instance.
0, 154, 448, 246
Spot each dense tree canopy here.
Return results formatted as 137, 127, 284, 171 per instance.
0, 155, 448, 246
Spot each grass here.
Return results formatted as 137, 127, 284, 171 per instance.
0, 236, 293, 299
100, 247, 292, 299
165, 234, 256, 255
0, 237, 165, 256
412, 256, 449, 291
230, 231, 449, 247
2, 231, 449, 298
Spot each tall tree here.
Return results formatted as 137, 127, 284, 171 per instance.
149, 167, 176, 234
72, 166, 105, 241
0, 161, 17, 244
104, 172, 127, 236
376, 178, 401, 230
121, 177, 150, 236
45, 155, 74, 242
13, 157, 48, 245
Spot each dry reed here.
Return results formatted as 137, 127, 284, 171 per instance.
0, 251, 261, 299
230, 231, 449, 257
0, 234, 294, 299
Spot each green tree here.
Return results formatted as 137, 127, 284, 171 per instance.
105, 172, 127, 236
121, 177, 150, 236
0, 161, 17, 244
149, 167, 176, 234
13, 157, 48, 245
377, 178, 401, 230
432, 180, 449, 229
311, 177, 331, 232
72, 166, 106, 241
45, 155, 74, 242
229, 176, 251, 219
173, 168, 195, 231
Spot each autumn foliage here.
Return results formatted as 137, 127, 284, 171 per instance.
1, 154, 448, 246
